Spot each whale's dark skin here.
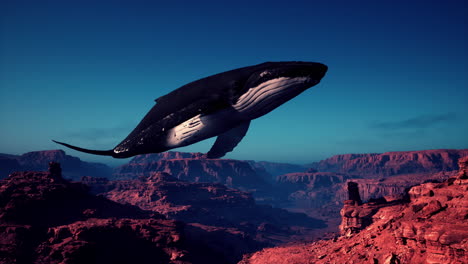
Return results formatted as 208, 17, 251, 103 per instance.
54, 61, 328, 158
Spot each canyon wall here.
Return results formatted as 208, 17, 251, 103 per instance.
240, 157, 468, 264
0, 150, 112, 180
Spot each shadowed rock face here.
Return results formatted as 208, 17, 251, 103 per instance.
119, 152, 306, 183
346, 182, 362, 205
113, 154, 271, 192
0, 150, 112, 180
276, 172, 349, 209
0, 157, 21, 179
240, 158, 468, 264
0, 164, 266, 264
84, 172, 327, 245
0, 172, 153, 227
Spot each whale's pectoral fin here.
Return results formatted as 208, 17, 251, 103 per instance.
206, 121, 250, 159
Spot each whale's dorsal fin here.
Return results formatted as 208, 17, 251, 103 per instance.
206, 121, 250, 159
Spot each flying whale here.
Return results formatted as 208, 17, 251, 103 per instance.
54, 61, 328, 159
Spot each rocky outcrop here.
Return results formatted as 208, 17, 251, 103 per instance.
113, 155, 270, 192
457, 156, 468, 179
275, 149, 468, 224
333, 171, 458, 203
240, 158, 468, 264
247, 161, 306, 181
0, 164, 265, 264
0, 156, 21, 179
35, 218, 261, 264
275, 172, 349, 208
346, 182, 362, 205
277, 172, 349, 191
85, 172, 326, 245
35, 218, 186, 264
118, 151, 306, 183
100, 172, 255, 219
308, 149, 468, 177
0, 169, 153, 227
129, 151, 205, 163
0, 150, 113, 180
339, 182, 390, 236
276, 170, 458, 214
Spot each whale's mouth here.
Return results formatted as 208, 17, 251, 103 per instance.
234, 76, 318, 119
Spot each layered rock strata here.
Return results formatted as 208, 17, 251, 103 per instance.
0, 163, 264, 264
308, 149, 468, 177
240, 157, 468, 264
84, 172, 326, 245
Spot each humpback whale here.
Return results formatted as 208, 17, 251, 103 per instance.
54, 61, 328, 158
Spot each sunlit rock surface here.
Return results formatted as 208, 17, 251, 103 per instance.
240, 157, 468, 264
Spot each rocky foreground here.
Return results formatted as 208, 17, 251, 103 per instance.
0, 163, 266, 264
1, 148, 467, 263
240, 157, 468, 264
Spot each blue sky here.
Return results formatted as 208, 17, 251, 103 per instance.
1, 0, 467, 166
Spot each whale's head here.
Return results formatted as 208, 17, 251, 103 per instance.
234, 61, 328, 119
247, 61, 328, 87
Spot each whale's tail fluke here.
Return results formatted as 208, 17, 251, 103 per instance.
52, 140, 114, 157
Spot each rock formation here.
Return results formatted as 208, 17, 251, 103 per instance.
335, 170, 456, 202
0, 163, 265, 264
346, 182, 362, 204
0, 156, 22, 179
277, 172, 349, 191
84, 172, 326, 245
308, 149, 468, 177
240, 157, 468, 264
276, 172, 349, 208
113, 154, 271, 192
339, 181, 390, 237
129, 151, 205, 163
247, 161, 307, 181
275, 149, 467, 228
0, 150, 112, 180
457, 156, 468, 179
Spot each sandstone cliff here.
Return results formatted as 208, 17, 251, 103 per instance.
277, 149, 468, 220
113, 154, 271, 192
276, 172, 349, 208
240, 157, 468, 264
308, 149, 468, 177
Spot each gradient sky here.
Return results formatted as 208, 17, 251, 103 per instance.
1, 0, 467, 166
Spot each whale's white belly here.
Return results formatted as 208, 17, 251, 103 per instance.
165, 110, 240, 148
